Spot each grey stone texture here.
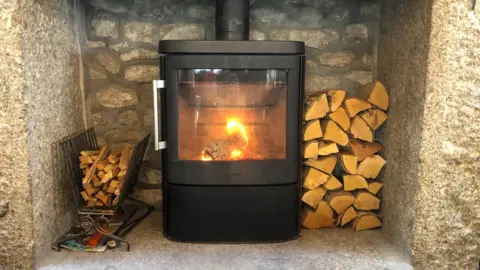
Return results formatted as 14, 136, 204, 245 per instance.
96, 84, 138, 108
379, 0, 480, 269
0, 1, 84, 269
96, 51, 120, 75
90, 12, 118, 39
124, 65, 160, 82
120, 48, 159, 62
318, 51, 355, 67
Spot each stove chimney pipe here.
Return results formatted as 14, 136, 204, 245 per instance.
215, 0, 250, 41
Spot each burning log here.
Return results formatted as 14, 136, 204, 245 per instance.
79, 145, 133, 208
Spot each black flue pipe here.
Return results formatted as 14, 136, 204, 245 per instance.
215, 0, 250, 40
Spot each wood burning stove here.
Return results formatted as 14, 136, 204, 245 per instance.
153, 0, 305, 242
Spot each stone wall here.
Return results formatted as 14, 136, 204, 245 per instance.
0, 1, 84, 269
81, 0, 382, 207
379, 0, 480, 268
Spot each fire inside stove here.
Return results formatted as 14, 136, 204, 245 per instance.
177, 69, 288, 161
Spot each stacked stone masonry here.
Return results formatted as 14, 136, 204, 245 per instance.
82, 0, 381, 204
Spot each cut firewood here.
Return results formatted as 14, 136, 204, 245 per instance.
107, 180, 119, 193
97, 171, 106, 179
108, 151, 121, 160
367, 181, 384, 195
303, 167, 329, 189
343, 175, 368, 191
92, 175, 102, 188
96, 159, 110, 171
112, 195, 120, 206
95, 191, 111, 206
353, 191, 380, 210
359, 109, 388, 131
80, 191, 90, 201
343, 97, 372, 118
357, 81, 389, 111
349, 139, 384, 161
337, 206, 358, 226
91, 154, 98, 161
111, 167, 121, 177
317, 142, 339, 156
119, 146, 132, 170
315, 200, 334, 219
322, 175, 343, 190
328, 107, 350, 131
87, 199, 98, 207
117, 170, 127, 182
357, 155, 386, 179
80, 163, 89, 169
349, 116, 373, 142
114, 188, 121, 196
303, 120, 323, 141
104, 164, 117, 174
108, 156, 119, 164
102, 182, 109, 191
82, 168, 88, 176
304, 155, 337, 174
326, 89, 346, 112
321, 120, 349, 146
84, 186, 99, 197
325, 191, 355, 214
94, 200, 104, 207
302, 208, 335, 229
353, 211, 382, 231
100, 171, 114, 184
304, 141, 319, 159
304, 93, 329, 121
337, 153, 358, 174
302, 187, 327, 209
80, 150, 100, 156
84, 145, 109, 184
79, 156, 90, 165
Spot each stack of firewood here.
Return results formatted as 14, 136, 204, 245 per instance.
301, 81, 389, 231
79, 145, 132, 208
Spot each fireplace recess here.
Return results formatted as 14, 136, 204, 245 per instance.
154, 0, 305, 242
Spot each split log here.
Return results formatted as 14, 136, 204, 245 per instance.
315, 200, 334, 219
79, 156, 91, 165
303, 120, 323, 141
337, 153, 358, 174
80, 150, 100, 156
302, 187, 327, 209
97, 171, 106, 179
328, 107, 350, 131
349, 116, 373, 142
100, 171, 114, 184
92, 175, 102, 188
119, 146, 132, 170
359, 109, 388, 131
357, 155, 386, 179
112, 195, 120, 206
102, 182, 109, 191
80, 191, 90, 201
337, 206, 357, 226
96, 159, 110, 171
107, 180, 119, 194
117, 170, 127, 182
302, 208, 335, 229
304, 155, 337, 174
95, 201, 104, 207
322, 175, 343, 191
304, 141, 319, 159
80, 163, 89, 169
367, 181, 384, 195
353, 211, 382, 231
96, 191, 112, 207
87, 198, 98, 207
349, 139, 383, 161
317, 142, 339, 156
343, 97, 372, 118
326, 89, 346, 112
84, 185, 99, 197
304, 93, 329, 121
353, 191, 380, 210
84, 145, 109, 184
303, 167, 329, 189
321, 120, 349, 146
357, 81, 389, 111
343, 175, 368, 191
325, 191, 355, 214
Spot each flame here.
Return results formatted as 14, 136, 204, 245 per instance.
230, 148, 244, 159
201, 151, 213, 161
226, 118, 248, 147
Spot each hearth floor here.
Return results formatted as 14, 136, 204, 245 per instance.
38, 212, 411, 270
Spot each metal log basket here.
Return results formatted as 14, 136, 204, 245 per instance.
56, 128, 153, 251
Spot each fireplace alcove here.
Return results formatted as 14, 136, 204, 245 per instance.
1, 0, 478, 269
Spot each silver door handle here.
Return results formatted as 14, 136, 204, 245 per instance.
153, 80, 166, 150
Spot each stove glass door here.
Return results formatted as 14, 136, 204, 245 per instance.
177, 69, 287, 161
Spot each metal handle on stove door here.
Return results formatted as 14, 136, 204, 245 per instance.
153, 80, 166, 150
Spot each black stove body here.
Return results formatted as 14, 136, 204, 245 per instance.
154, 0, 305, 243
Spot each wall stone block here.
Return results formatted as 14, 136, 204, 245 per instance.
344, 24, 369, 44
118, 110, 139, 126
305, 75, 341, 93
318, 51, 355, 67
270, 29, 339, 49
96, 84, 138, 108
121, 48, 160, 62
124, 65, 160, 82
90, 12, 118, 39
160, 24, 205, 40
124, 21, 156, 44
344, 71, 372, 85
95, 51, 120, 75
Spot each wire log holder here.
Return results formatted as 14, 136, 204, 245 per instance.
57, 128, 153, 252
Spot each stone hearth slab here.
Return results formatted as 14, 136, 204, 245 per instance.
38, 212, 411, 270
